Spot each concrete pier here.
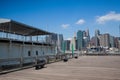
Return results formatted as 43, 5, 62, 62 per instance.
0, 56, 120, 80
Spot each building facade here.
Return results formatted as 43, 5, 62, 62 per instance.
77, 30, 83, 50
64, 40, 70, 51
99, 33, 110, 48
0, 18, 56, 69
58, 34, 64, 51
94, 29, 100, 47
110, 36, 115, 47
70, 36, 76, 50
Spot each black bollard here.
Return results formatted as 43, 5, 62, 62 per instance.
63, 58, 68, 62
74, 56, 78, 59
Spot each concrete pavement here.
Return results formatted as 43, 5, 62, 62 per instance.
0, 56, 120, 80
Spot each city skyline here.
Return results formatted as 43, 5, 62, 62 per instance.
0, 0, 120, 39
67, 28, 119, 41
65, 29, 119, 51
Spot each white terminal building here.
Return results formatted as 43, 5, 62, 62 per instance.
0, 18, 56, 70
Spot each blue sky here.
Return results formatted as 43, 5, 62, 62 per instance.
0, 0, 120, 39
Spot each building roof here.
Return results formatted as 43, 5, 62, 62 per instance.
0, 18, 52, 36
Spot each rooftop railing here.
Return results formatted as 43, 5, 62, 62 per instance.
0, 31, 53, 44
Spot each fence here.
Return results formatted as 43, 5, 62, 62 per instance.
0, 53, 73, 74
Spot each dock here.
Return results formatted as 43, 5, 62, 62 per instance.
0, 56, 120, 80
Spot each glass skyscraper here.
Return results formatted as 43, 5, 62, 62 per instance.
77, 30, 83, 50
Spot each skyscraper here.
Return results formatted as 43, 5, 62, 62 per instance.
114, 37, 119, 49
58, 34, 64, 51
77, 30, 83, 50
99, 33, 110, 48
84, 29, 90, 48
89, 37, 96, 47
86, 29, 90, 41
110, 36, 115, 47
95, 29, 100, 37
64, 40, 70, 50
94, 29, 100, 47
70, 34, 76, 50
86, 29, 90, 36
46, 33, 58, 45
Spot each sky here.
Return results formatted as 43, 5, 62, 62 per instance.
0, 0, 120, 40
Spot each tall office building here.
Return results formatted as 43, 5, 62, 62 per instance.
110, 36, 115, 47
94, 29, 100, 47
58, 34, 64, 51
83, 30, 86, 48
86, 29, 89, 36
46, 33, 64, 53
84, 29, 90, 47
83, 31, 86, 37
94, 37, 99, 47
70, 33, 77, 50
77, 30, 83, 50
64, 40, 70, 50
95, 29, 100, 36
114, 37, 119, 49
99, 33, 110, 48
46, 33, 58, 45
89, 37, 96, 47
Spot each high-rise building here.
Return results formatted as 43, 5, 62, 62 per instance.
110, 36, 115, 47
99, 33, 110, 48
77, 30, 83, 50
89, 37, 96, 47
64, 40, 70, 50
58, 34, 64, 51
46, 33, 58, 45
94, 37, 99, 47
94, 29, 100, 47
83, 29, 90, 48
114, 37, 120, 49
86, 29, 90, 36
83, 31, 86, 37
70, 35, 76, 50
95, 29, 100, 37
46, 33, 64, 53
86, 29, 90, 41
83, 36, 89, 48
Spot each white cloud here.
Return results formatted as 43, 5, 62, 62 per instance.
61, 24, 70, 29
76, 19, 85, 25
96, 11, 120, 24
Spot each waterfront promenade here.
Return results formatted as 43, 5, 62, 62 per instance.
0, 56, 120, 80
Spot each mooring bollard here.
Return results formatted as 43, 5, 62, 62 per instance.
74, 56, 78, 59
63, 58, 68, 62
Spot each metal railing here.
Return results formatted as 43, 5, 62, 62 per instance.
0, 53, 73, 74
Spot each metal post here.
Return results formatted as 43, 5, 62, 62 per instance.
119, 25, 120, 52
8, 22, 12, 64
20, 41, 25, 68
30, 36, 32, 42
37, 36, 38, 42
31, 41, 34, 64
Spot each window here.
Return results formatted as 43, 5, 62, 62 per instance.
36, 51, 38, 56
28, 51, 31, 56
